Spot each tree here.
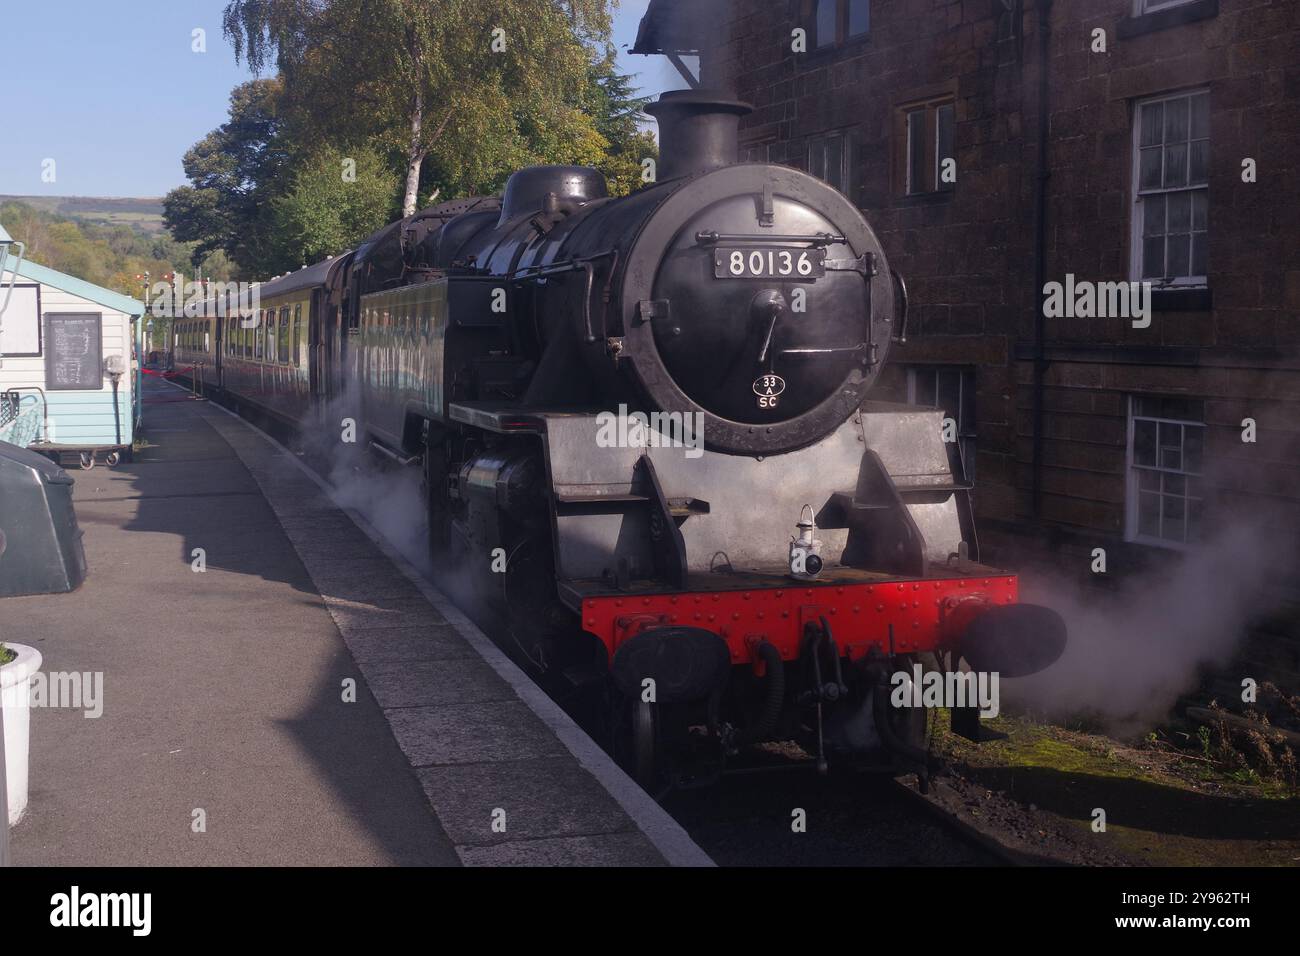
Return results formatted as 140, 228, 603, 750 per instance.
582, 54, 658, 196
223, 0, 615, 216
269, 146, 401, 266
162, 79, 291, 277
0, 200, 224, 299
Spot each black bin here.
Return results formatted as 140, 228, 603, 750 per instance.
0, 440, 87, 596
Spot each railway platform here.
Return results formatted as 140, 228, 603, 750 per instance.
0, 376, 710, 866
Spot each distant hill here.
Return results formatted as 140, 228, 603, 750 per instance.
0, 195, 166, 234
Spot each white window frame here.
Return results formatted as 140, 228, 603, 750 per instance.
1129, 88, 1209, 288
1124, 396, 1205, 549
1134, 0, 1198, 15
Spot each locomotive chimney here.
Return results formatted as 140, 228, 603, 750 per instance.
646, 89, 753, 181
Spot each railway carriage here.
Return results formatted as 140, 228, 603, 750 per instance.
177, 90, 1066, 790
175, 259, 339, 428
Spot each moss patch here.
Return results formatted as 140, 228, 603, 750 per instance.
931, 710, 1300, 866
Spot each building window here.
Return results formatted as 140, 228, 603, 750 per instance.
907, 365, 976, 483
808, 0, 870, 48
1135, 0, 1197, 14
807, 129, 856, 197
1126, 396, 1205, 547
997, 0, 1022, 41
1132, 89, 1209, 286
900, 97, 956, 195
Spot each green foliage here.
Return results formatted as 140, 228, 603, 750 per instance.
270, 147, 401, 266
166, 1, 660, 273
0, 199, 226, 299
0, 644, 14, 666
163, 79, 291, 278
582, 56, 659, 197
223, 0, 621, 214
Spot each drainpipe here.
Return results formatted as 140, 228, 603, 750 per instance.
1030, 0, 1053, 519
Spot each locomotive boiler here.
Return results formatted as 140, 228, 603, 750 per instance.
178, 89, 1067, 790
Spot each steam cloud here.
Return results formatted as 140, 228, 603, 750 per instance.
295, 397, 434, 578
1007, 510, 1297, 735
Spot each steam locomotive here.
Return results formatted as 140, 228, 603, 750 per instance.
173, 90, 1066, 789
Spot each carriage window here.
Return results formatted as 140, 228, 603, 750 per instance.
292, 304, 302, 365
255, 311, 265, 361
267, 309, 277, 364
278, 307, 290, 364
204, 322, 211, 353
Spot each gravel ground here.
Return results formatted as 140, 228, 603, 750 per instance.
663, 764, 1001, 867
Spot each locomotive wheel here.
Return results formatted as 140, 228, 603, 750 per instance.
882, 655, 931, 754
632, 698, 660, 791
500, 537, 559, 673
890, 700, 929, 752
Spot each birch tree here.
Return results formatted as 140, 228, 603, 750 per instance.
224, 0, 614, 216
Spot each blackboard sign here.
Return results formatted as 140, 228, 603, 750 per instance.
45, 313, 103, 391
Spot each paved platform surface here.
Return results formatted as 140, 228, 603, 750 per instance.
0, 377, 709, 866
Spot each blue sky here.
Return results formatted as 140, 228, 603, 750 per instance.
0, 0, 674, 198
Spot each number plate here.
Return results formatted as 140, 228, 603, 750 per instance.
714, 247, 826, 279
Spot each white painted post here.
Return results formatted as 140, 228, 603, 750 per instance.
0, 684, 9, 866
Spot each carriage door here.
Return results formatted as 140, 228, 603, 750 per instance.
310, 291, 327, 402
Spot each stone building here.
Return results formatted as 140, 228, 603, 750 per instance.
636, 0, 1300, 578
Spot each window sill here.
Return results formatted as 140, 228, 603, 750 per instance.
1124, 533, 1195, 552
897, 189, 955, 206
1117, 0, 1218, 40
801, 33, 872, 61
1150, 287, 1212, 312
